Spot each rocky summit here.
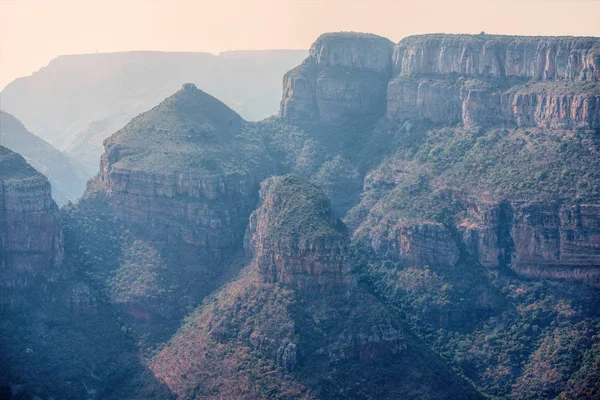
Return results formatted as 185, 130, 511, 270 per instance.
3, 31, 600, 400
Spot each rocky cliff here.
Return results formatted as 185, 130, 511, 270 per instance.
388, 34, 600, 129
461, 199, 600, 286
392, 35, 600, 81
0, 146, 63, 291
97, 84, 263, 255
281, 33, 600, 130
245, 175, 356, 292
280, 32, 394, 122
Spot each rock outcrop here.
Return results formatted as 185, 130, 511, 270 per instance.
387, 34, 600, 129
364, 219, 460, 268
392, 34, 600, 81
245, 174, 356, 292
0, 146, 63, 291
95, 83, 266, 269
461, 199, 600, 286
280, 32, 394, 122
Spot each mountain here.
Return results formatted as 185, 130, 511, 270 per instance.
150, 174, 482, 399
0, 50, 307, 176
0, 146, 171, 399
259, 32, 600, 398
4, 31, 600, 400
64, 83, 272, 349
0, 110, 86, 205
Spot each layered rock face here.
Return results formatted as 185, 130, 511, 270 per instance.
246, 175, 356, 292
0, 146, 63, 290
364, 219, 460, 268
151, 175, 483, 399
392, 35, 600, 81
462, 200, 600, 286
281, 33, 599, 129
387, 34, 600, 129
280, 32, 394, 122
95, 83, 265, 266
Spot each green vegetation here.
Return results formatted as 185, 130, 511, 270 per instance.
263, 174, 347, 241
355, 248, 600, 399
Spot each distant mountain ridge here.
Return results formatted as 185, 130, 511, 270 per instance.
0, 49, 307, 177
0, 110, 86, 205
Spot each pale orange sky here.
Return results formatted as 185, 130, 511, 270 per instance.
1, 0, 599, 89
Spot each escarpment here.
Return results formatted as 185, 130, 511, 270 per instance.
0, 146, 63, 290
281, 33, 600, 129
280, 32, 394, 122
387, 35, 600, 129
461, 200, 600, 286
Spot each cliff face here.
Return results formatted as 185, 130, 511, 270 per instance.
387, 35, 600, 129
392, 35, 600, 81
73, 84, 273, 347
362, 218, 460, 268
0, 146, 63, 290
461, 200, 600, 286
95, 83, 264, 268
280, 32, 394, 122
281, 33, 600, 129
245, 175, 356, 292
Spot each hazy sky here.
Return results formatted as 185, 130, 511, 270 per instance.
1, 0, 599, 89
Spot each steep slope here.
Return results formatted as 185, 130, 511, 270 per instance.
1, 50, 307, 175
0, 110, 86, 204
0, 146, 171, 400
327, 34, 600, 399
150, 175, 482, 399
63, 83, 272, 349
271, 31, 600, 399
281, 32, 394, 123
0, 146, 63, 287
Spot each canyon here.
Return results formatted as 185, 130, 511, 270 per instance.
1, 31, 599, 400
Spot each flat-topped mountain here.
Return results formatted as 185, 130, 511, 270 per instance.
280, 32, 394, 122
0, 110, 86, 205
282, 32, 600, 130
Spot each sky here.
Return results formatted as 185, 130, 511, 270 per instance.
1, 0, 599, 90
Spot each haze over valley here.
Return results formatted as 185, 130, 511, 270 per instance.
1, 1, 599, 399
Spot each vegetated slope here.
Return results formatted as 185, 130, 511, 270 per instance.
271, 31, 600, 399
51, 31, 600, 400
0, 49, 307, 176
150, 175, 483, 400
0, 110, 86, 205
62, 84, 273, 351
0, 146, 172, 400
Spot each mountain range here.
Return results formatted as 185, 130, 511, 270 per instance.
0, 49, 307, 177
1, 32, 599, 399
